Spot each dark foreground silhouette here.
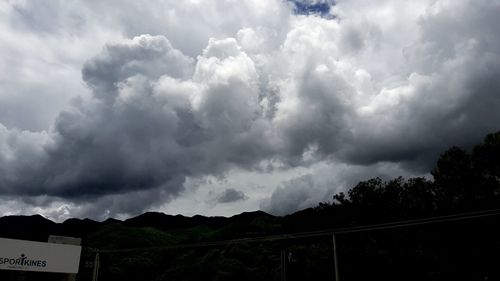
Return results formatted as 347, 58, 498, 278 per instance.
1, 131, 500, 281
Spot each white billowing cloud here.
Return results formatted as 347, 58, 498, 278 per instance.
1, 0, 500, 220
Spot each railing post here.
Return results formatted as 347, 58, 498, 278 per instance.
332, 234, 340, 281
280, 248, 287, 281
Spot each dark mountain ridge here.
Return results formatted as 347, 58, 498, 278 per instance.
0, 210, 280, 243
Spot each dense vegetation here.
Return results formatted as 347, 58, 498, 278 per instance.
1, 132, 499, 281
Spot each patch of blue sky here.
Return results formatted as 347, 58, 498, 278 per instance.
288, 0, 334, 18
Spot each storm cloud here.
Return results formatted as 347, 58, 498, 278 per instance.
1, 0, 500, 219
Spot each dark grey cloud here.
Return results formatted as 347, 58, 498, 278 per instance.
216, 188, 248, 203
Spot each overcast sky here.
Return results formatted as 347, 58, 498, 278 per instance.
1, 0, 499, 221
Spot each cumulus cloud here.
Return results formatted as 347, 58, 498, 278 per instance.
0, 33, 276, 217
2, 34, 267, 194
1, 0, 500, 220
335, 0, 500, 169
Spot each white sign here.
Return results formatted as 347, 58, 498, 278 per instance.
0, 237, 81, 273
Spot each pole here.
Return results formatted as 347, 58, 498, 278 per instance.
280, 249, 283, 281
283, 249, 286, 281
92, 251, 100, 281
280, 249, 285, 281
332, 234, 340, 281
280, 248, 288, 281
